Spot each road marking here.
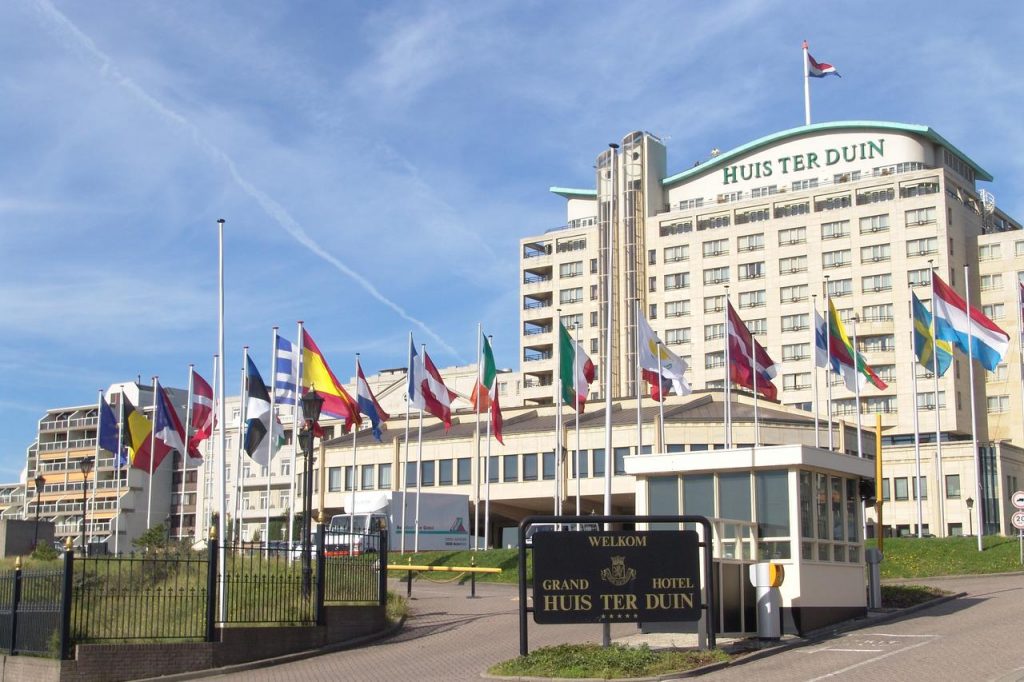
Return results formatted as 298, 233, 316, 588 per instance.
818, 648, 883, 653
804, 638, 937, 681
859, 633, 936, 638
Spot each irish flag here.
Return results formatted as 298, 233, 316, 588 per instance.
471, 331, 496, 411
559, 322, 595, 412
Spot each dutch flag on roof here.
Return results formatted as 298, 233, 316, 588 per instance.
805, 41, 840, 78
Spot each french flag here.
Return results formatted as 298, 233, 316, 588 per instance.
933, 272, 1009, 372
805, 42, 840, 78
356, 360, 389, 441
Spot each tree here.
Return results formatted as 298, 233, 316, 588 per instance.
132, 522, 169, 553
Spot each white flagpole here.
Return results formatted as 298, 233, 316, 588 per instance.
181, 366, 195, 541
91, 389, 103, 549
724, 288, 732, 447
812, 295, 820, 448
910, 331, 923, 537
851, 318, 863, 459
350, 355, 360, 540
555, 309, 563, 515
802, 40, 811, 126
473, 324, 482, 551
964, 265, 983, 552
114, 385, 125, 555
928, 266, 946, 536
575, 324, 583, 518
204, 354, 218, 536
751, 330, 760, 446
825, 278, 834, 450
657, 344, 664, 449
484, 335, 494, 549
601, 142, 617, 649
414, 344, 426, 553
401, 333, 412, 554
288, 322, 303, 555
216, 219, 227, 621
147, 376, 159, 529
1018, 280, 1024, 448
266, 333, 278, 550
235, 349, 248, 541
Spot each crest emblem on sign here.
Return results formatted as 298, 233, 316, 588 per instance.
600, 556, 636, 587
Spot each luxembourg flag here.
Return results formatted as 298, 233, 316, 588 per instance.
356, 359, 389, 441
805, 41, 840, 78
932, 272, 1009, 372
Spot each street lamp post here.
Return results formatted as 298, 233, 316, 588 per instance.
299, 390, 324, 598
966, 496, 975, 536
33, 473, 46, 550
79, 456, 94, 554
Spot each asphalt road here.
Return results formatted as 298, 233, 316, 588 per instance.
208, 573, 1024, 682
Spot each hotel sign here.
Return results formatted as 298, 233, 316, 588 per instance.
532, 531, 701, 624
722, 137, 886, 185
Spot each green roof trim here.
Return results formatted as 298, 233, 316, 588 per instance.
661, 121, 993, 186
550, 186, 597, 199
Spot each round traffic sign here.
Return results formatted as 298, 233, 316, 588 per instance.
1013, 490, 1024, 510
1013, 511, 1024, 530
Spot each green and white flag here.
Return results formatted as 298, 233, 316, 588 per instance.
559, 323, 596, 412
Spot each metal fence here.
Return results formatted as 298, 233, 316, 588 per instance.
0, 564, 65, 656
323, 530, 388, 604
219, 540, 317, 625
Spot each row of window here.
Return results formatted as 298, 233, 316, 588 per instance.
878, 473, 970, 501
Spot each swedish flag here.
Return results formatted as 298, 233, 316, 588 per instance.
913, 293, 953, 377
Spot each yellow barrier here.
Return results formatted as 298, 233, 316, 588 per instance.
385, 564, 501, 574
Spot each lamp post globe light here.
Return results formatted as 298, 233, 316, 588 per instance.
33, 473, 46, 550
966, 496, 975, 536
299, 390, 324, 598
79, 456, 94, 554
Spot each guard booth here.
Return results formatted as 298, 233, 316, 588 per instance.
626, 444, 875, 636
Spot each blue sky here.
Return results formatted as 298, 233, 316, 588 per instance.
2, 0, 1023, 480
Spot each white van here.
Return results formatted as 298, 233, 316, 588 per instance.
524, 522, 601, 546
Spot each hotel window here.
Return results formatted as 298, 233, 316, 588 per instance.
782, 314, 809, 332
718, 191, 743, 203
1016, 241, 1024, 257
665, 300, 691, 318
543, 452, 556, 480
704, 323, 725, 341
862, 303, 893, 322
590, 338, 599, 354
779, 255, 807, 273
747, 318, 767, 336
864, 396, 896, 413
648, 249, 657, 265
661, 220, 693, 236
861, 334, 894, 352
988, 364, 1008, 382
821, 220, 850, 239
592, 449, 605, 477
916, 391, 946, 410
823, 249, 851, 268
774, 201, 810, 218
905, 207, 936, 226
362, 465, 375, 490
780, 284, 808, 303
978, 243, 1001, 260
648, 277, 656, 293
559, 287, 582, 304
859, 214, 890, 234
913, 476, 928, 500
782, 343, 809, 361
907, 268, 930, 288
862, 274, 892, 293
945, 474, 960, 499
649, 303, 657, 320
906, 237, 938, 257
328, 467, 342, 492
563, 313, 582, 330
586, 311, 596, 328
778, 226, 807, 245
739, 290, 766, 309
421, 461, 435, 487
980, 274, 1003, 291
522, 453, 538, 481
894, 477, 909, 501
451, 458, 466, 485
982, 303, 1005, 320
791, 178, 818, 191
827, 278, 853, 297
705, 351, 725, 368
861, 244, 891, 263
436, 459, 452, 486
880, 479, 891, 502
704, 295, 726, 313
503, 455, 519, 482
874, 365, 896, 384
704, 267, 730, 285
666, 328, 691, 345
698, 213, 731, 230
856, 187, 895, 204
590, 258, 598, 274
559, 261, 582, 278
900, 180, 939, 197
737, 208, 770, 224
750, 185, 778, 198
678, 198, 704, 211
665, 273, 690, 290
739, 262, 765, 280
834, 170, 861, 183
814, 194, 851, 211
664, 245, 689, 262
987, 395, 1010, 413
738, 234, 765, 252
703, 238, 729, 257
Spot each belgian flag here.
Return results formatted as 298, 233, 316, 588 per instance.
121, 395, 153, 469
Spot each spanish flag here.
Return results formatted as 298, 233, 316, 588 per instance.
302, 329, 361, 433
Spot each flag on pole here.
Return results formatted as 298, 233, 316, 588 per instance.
415, 344, 456, 429
932, 272, 1010, 372
490, 378, 504, 445
188, 369, 214, 459
636, 313, 690, 401
471, 332, 497, 411
302, 329, 361, 431
814, 309, 830, 368
559, 322, 596, 411
121, 395, 149, 468
805, 42, 840, 78
827, 299, 887, 390
152, 383, 186, 470
244, 357, 284, 467
912, 293, 953, 377
98, 397, 120, 456
274, 334, 300, 405
727, 302, 779, 400
356, 360, 390, 441
129, 391, 174, 473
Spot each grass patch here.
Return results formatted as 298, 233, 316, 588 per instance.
880, 584, 947, 609
386, 591, 408, 624
489, 643, 729, 679
869, 536, 1024, 578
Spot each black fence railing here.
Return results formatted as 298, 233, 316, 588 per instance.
219, 540, 316, 626
0, 564, 65, 656
323, 530, 388, 604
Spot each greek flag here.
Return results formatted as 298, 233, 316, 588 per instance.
274, 334, 299, 405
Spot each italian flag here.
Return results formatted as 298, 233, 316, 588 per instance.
472, 332, 503, 444
559, 322, 595, 412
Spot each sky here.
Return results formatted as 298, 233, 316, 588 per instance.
2, 0, 1023, 480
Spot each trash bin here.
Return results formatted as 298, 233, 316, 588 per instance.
749, 562, 785, 640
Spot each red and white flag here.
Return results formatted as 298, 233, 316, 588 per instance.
804, 41, 840, 78
188, 369, 215, 460
409, 340, 457, 430
727, 302, 779, 401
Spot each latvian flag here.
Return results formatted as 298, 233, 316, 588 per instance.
805, 41, 840, 78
